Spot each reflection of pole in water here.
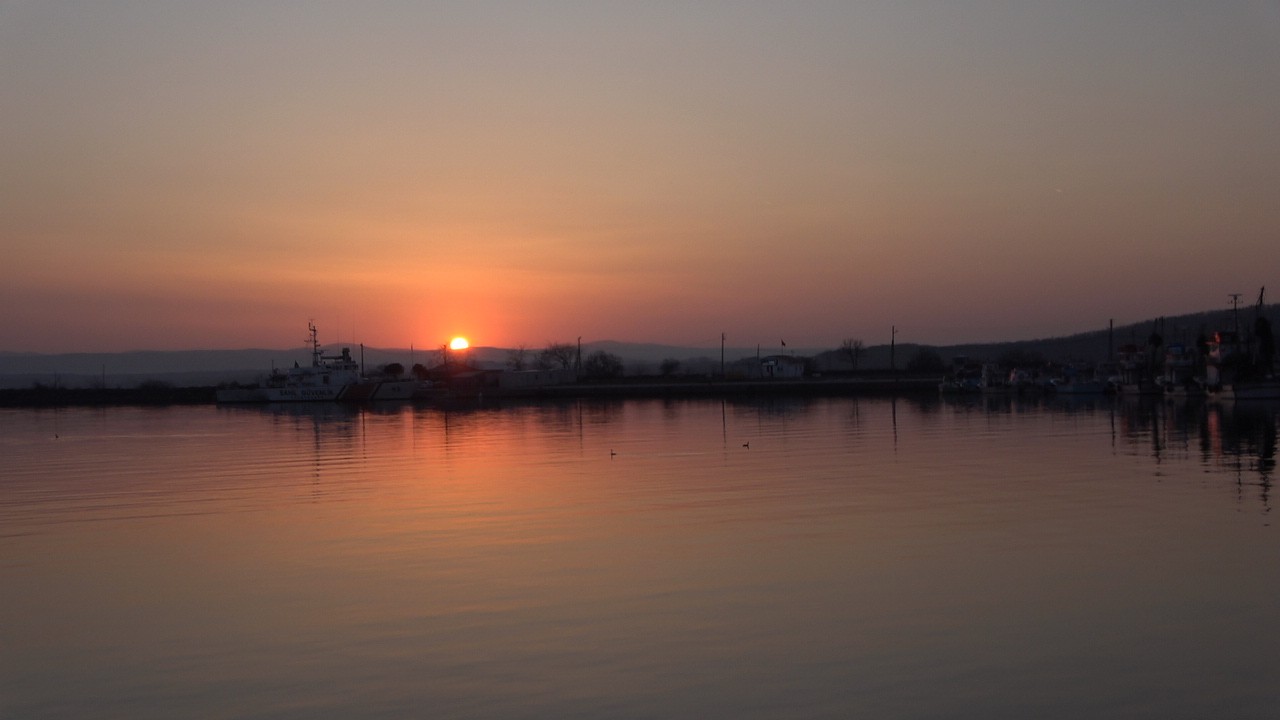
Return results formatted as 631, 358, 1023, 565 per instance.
1151, 403, 1162, 462
891, 396, 898, 452
722, 398, 727, 449
1110, 403, 1117, 452
360, 406, 367, 461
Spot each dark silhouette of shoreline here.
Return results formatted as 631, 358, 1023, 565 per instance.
0, 384, 218, 407
0, 376, 940, 408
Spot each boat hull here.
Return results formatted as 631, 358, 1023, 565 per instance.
371, 380, 416, 400
216, 380, 416, 403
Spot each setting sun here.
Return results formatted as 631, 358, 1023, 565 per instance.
449, 337, 470, 351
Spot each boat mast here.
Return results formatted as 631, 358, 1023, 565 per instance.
308, 321, 321, 367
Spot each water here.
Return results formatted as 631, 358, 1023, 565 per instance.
1, 397, 1276, 719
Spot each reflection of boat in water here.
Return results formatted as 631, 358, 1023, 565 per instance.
1055, 378, 1111, 395
216, 323, 416, 403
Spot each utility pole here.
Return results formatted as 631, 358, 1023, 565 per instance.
890, 325, 897, 373
720, 333, 725, 379
1230, 293, 1243, 335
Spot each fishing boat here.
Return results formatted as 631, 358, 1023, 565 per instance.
216, 323, 416, 403
1054, 366, 1117, 395
938, 358, 988, 394
1205, 288, 1277, 400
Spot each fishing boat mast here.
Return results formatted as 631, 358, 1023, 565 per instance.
308, 321, 322, 367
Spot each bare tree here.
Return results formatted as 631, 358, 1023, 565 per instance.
539, 342, 576, 370
583, 350, 624, 379
840, 338, 865, 370
507, 344, 529, 371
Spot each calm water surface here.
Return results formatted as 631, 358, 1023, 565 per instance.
1, 397, 1277, 719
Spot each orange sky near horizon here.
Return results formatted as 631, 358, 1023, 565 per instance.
2, 2, 1278, 353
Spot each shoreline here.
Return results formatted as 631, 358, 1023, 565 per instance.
1, 377, 941, 408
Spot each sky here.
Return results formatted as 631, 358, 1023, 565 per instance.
2, 1, 1278, 353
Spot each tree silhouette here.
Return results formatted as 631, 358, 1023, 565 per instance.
539, 342, 576, 370
507, 344, 529, 371
583, 350, 624, 379
997, 347, 1044, 370
907, 347, 946, 373
840, 338, 864, 370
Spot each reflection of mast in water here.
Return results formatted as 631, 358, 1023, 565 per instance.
312, 412, 322, 499
360, 406, 368, 463
1196, 402, 1275, 512
1201, 405, 1219, 464
1255, 410, 1274, 512
1110, 402, 1117, 452
258, 404, 361, 502
1010, 399, 1274, 513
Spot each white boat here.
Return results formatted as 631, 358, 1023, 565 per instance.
217, 323, 417, 403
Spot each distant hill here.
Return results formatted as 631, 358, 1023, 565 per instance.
813, 304, 1279, 371
2, 303, 1275, 388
